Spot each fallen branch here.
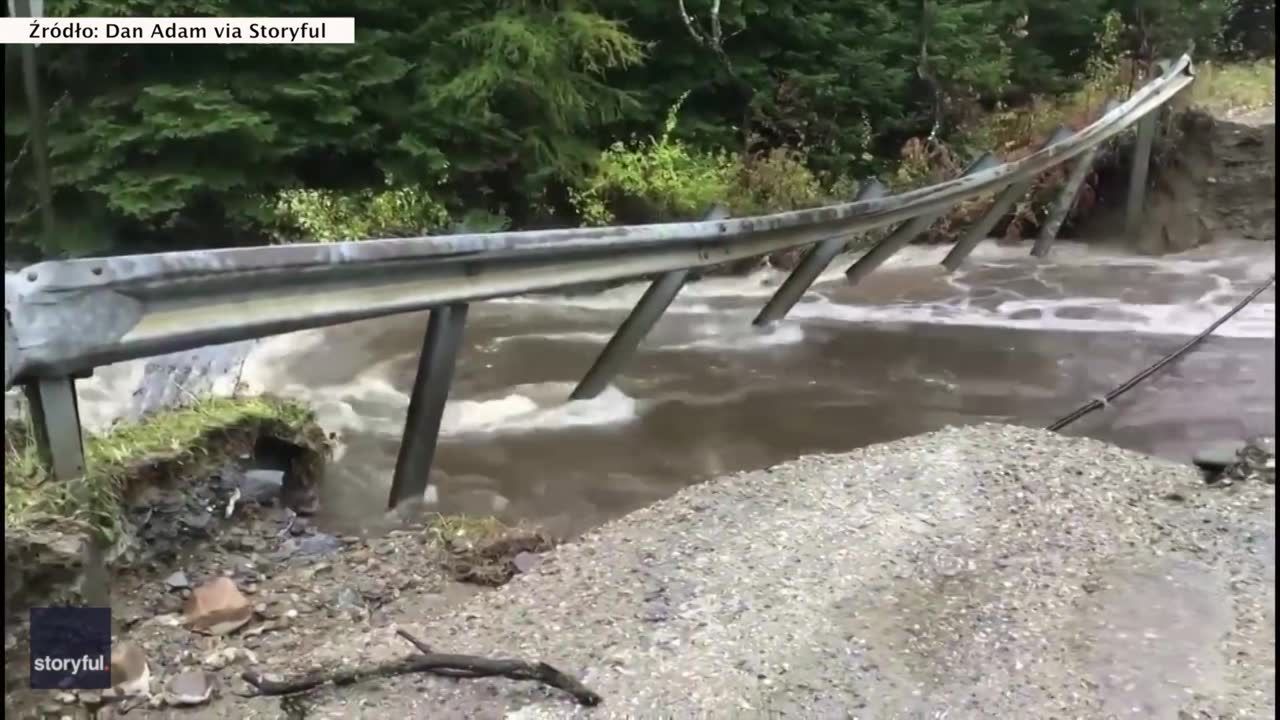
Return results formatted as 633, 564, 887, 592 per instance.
241, 630, 601, 707
394, 626, 434, 654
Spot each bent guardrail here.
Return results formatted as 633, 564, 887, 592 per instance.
4, 55, 1195, 509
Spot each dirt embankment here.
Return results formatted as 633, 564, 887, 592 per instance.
3, 393, 555, 720
1083, 105, 1276, 253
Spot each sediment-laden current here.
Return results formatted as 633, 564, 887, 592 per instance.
74, 239, 1276, 538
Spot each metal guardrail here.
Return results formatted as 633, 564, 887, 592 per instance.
4, 55, 1195, 509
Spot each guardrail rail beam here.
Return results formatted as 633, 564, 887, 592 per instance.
387, 303, 469, 509
845, 153, 1000, 285
942, 127, 1074, 272
754, 180, 888, 326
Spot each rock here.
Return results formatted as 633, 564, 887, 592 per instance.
180, 509, 212, 532
57, 691, 77, 704
78, 690, 103, 705
513, 551, 541, 574
1222, 435, 1277, 485
110, 641, 150, 697
166, 670, 215, 706
240, 469, 285, 505
284, 533, 342, 558
202, 646, 257, 670
333, 587, 364, 612
163, 571, 190, 590
1193, 440, 1246, 471
183, 577, 253, 635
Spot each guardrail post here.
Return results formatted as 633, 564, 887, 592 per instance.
845, 153, 999, 284
1124, 109, 1159, 235
386, 303, 469, 510
569, 205, 729, 401
942, 127, 1074, 272
23, 377, 87, 482
5, 307, 19, 392
1033, 100, 1121, 258
753, 179, 888, 326
570, 270, 688, 400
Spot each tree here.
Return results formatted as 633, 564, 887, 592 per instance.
4, 0, 645, 256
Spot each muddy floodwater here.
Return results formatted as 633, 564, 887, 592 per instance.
167, 239, 1266, 538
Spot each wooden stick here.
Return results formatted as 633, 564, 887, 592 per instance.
242, 631, 601, 707
394, 627, 434, 654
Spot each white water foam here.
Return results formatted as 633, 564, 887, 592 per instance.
488, 331, 614, 347
660, 319, 806, 351
484, 242, 1274, 337
439, 383, 639, 437
787, 293, 1274, 339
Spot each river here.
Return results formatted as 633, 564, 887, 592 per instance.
65, 238, 1275, 539
162, 238, 1261, 538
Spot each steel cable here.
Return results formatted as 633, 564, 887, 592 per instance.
1048, 273, 1276, 432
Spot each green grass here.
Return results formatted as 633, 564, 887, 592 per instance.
423, 512, 556, 586
1189, 59, 1276, 114
4, 394, 318, 543
423, 513, 515, 545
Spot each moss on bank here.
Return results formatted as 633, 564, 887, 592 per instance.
4, 394, 326, 545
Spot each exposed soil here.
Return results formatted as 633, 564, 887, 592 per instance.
3, 403, 553, 720
1079, 105, 1276, 252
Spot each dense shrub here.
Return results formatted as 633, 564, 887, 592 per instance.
267, 185, 451, 243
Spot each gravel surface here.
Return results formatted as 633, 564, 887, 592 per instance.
201, 423, 1274, 720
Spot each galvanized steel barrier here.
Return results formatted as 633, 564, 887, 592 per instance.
4, 56, 1195, 509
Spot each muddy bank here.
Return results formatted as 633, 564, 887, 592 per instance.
3, 397, 328, 710
1078, 105, 1276, 253
3, 395, 560, 719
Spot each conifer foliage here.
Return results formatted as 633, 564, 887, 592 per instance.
2, 0, 1267, 257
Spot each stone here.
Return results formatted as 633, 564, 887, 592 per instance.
1193, 440, 1247, 471
166, 670, 215, 706
1223, 436, 1277, 484
333, 587, 364, 612
180, 510, 212, 532
202, 646, 257, 670
163, 571, 190, 590
183, 577, 253, 635
240, 469, 285, 505
513, 551, 541, 574
288, 533, 342, 558
110, 641, 150, 696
